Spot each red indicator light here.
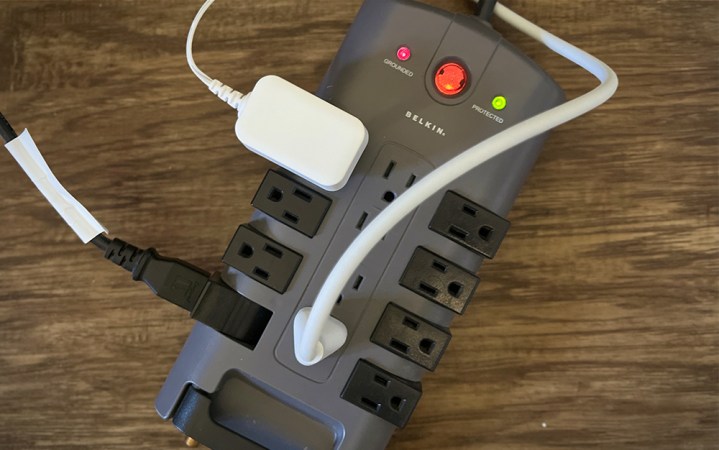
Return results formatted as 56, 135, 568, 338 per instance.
434, 62, 468, 96
397, 46, 411, 61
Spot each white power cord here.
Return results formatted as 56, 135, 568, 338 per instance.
293, 2, 619, 366
187, 0, 245, 109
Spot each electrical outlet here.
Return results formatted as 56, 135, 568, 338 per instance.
371, 303, 451, 371
252, 170, 332, 237
356, 142, 433, 211
333, 271, 369, 307
341, 359, 422, 428
399, 247, 480, 314
223, 224, 303, 293
429, 191, 510, 259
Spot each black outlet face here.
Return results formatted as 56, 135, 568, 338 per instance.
252, 170, 332, 238
400, 247, 480, 314
429, 191, 510, 259
341, 359, 422, 428
371, 303, 451, 371
223, 224, 303, 293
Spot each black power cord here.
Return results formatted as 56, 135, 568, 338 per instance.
2, 110, 271, 346
475, 0, 498, 21
0, 111, 18, 143
91, 234, 272, 349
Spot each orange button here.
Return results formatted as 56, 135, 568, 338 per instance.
434, 62, 468, 96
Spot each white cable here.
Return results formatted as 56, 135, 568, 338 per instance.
294, 2, 619, 366
187, 0, 245, 109
4, 130, 108, 244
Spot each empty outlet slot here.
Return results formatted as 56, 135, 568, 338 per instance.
293, 188, 312, 203
449, 225, 469, 240
402, 316, 419, 330
374, 375, 389, 387
263, 244, 283, 259
383, 161, 396, 178
448, 281, 464, 298
479, 225, 494, 241
239, 243, 254, 258
419, 282, 438, 297
419, 338, 436, 355
282, 210, 299, 224
336, 295, 343, 305
390, 396, 405, 412
432, 260, 447, 273
406, 174, 417, 188
352, 275, 364, 290
390, 339, 410, 354
361, 397, 381, 412
253, 267, 269, 280
267, 187, 283, 202
356, 212, 369, 230
383, 191, 396, 203
462, 204, 478, 217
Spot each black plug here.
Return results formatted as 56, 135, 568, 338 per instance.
92, 235, 272, 349
191, 273, 272, 349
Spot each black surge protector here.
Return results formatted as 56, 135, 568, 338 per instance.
156, 1, 565, 449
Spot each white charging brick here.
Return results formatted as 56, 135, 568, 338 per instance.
235, 76, 369, 192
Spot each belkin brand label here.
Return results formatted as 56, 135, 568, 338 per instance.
384, 59, 414, 78
405, 111, 446, 137
472, 104, 505, 124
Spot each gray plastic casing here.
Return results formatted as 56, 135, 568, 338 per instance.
155, 0, 564, 448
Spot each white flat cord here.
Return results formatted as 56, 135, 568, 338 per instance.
187, 0, 245, 109
294, 2, 619, 366
4, 130, 108, 243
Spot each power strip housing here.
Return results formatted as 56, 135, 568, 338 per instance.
157, 0, 564, 448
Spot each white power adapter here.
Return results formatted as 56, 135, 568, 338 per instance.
235, 76, 368, 191
187, 0, 368, 192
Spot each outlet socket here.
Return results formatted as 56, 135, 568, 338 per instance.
356, 142, 433, 211
429, 191, 510, 259
252, 170, 332, 237
371, 303, 451, 371
400, 247, 480, 314
223, 224, 303, 293
341, 359, 422, 428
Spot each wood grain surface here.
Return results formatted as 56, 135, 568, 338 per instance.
1, 1, 717, 449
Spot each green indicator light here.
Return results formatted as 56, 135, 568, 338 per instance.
492, 95, 507, 111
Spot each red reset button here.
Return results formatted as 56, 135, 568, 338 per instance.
434, 62, 468, 96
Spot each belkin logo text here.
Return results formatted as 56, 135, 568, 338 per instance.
405, 111, 446, 137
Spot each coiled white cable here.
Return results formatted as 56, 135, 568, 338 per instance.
294, 2, 619, 366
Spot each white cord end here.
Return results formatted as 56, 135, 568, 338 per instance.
208, 79, 246, 110
186, 0, 246, 110
4, 130, 108, 243
293, 307, 347, 366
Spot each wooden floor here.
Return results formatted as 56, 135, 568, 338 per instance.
0, 1, 717, 449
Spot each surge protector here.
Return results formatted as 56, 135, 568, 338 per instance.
157, 1, 564, 448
